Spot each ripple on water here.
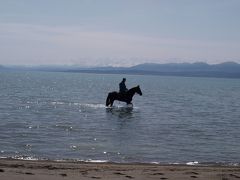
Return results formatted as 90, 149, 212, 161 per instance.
1, 72, 240, 164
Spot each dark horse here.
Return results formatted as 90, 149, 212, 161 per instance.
106, 85, 142, 107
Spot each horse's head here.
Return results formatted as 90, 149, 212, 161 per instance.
136, 85, 142, 96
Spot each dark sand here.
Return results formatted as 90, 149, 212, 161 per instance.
0, 159, 240, 180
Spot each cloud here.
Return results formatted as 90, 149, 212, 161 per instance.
0, 23, 239, 66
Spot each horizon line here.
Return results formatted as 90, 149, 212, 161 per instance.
1, 61, 240, 68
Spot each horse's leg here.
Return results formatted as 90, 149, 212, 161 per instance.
106, 93, 115, 107
126, 102, 133, 108
110, 99, 114, 107
126, 99, 132, 105
106, 93, 111, 106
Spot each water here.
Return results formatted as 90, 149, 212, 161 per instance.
0, 71, 240, 165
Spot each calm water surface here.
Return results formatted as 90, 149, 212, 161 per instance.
0, 71, 240, 165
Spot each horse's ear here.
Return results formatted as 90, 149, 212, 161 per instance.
137, 85, 140, 87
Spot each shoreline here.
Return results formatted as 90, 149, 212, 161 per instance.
1, 159, 240, 180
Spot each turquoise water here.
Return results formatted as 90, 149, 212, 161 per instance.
0, 71, 240, 165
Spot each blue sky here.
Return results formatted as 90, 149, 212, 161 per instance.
0, 0, 240, 66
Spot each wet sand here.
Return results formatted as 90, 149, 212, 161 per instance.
0, 159, 240, 180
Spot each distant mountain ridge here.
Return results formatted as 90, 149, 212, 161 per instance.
71, 61, 240, 78
129, 62, 240, 72
129, 62, 240, 78
1, 62, 240, 78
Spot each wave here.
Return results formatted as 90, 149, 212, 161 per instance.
85, 159, 109, 163
186, 161, 199, 165
1, 155, 238, 166
106, 104, 139, 109
50, 101, 106, 109
81, 103, 106, 109
29, 100, 139, 110
0, 156, 39, 161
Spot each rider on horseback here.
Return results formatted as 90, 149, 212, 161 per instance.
106, 81, 142, 107
119, 78, 128, 94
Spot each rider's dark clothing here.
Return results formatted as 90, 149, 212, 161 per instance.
119, 80, 128, 93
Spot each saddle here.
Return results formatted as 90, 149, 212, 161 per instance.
118, 91, 128, 98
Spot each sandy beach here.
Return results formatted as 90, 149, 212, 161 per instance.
0, 159, 240, 180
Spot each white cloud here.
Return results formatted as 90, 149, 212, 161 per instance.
0, 23, 239, 66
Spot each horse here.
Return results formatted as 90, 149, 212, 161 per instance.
106, 85, 142, 107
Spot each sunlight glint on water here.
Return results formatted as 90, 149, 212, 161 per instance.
0, 71, 240, 165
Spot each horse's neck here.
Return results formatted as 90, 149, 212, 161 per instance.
128, 87, 136, 97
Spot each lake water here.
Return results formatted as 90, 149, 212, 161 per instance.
0, 71, 240, 165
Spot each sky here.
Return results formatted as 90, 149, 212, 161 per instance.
0, 0, 240, 67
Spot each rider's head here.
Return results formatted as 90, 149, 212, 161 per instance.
123, 78, 126, 82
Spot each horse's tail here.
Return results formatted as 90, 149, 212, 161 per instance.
106, 93, 111, 107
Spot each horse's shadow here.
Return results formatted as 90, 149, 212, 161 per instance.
105, 106, 134, 119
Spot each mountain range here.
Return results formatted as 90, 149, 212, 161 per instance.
1, 62, 240, 78
68, 62, 240, 78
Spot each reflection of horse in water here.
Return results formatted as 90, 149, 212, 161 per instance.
106, 85, 142, 107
